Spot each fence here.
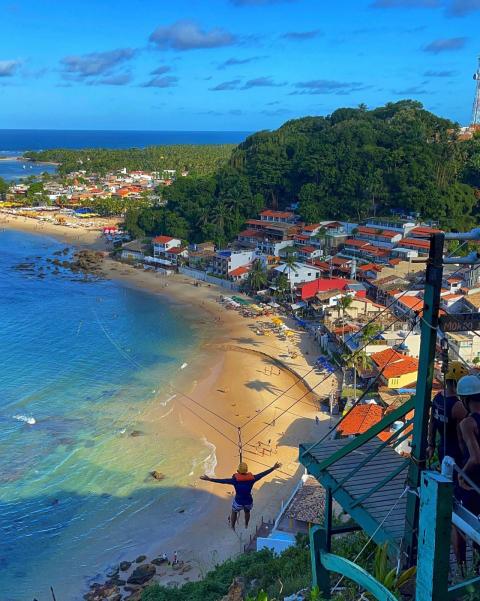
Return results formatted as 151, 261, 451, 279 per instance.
178, 266, 240, 291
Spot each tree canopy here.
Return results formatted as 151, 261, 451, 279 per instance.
125, 102, 480, 241
24, 144, 235, 177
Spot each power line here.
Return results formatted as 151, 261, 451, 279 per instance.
300, 320, 418, 459
178, 400, 239, 447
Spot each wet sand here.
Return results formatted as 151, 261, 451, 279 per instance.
2, 213, 339, 595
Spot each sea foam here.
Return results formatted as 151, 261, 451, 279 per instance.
201, 437, 217, 477
13, 414, 36, 425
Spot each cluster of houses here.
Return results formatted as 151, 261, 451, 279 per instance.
6, 167, 185, 206
120, 208, 480, 450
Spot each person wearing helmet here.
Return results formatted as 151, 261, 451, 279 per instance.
453, 374, 480, 571
200, 461, 281, 530
427, 361, 469, 465
457, 374, 480, 507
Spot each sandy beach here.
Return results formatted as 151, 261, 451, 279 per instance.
2, 213, 339, 597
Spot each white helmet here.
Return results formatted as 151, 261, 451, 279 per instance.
457, 375, 480, 397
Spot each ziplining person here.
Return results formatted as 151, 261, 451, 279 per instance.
200, 461, 282, 530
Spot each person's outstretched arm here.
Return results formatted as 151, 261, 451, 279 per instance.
254, 462, 282, 482
200, 475, 234, 484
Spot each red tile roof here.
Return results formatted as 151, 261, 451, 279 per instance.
239, 229, 262, 238
331, 324, 360, 335
332, 256, 350, 265
310, 261, 331, 271
303, 223, 321, 231
345, 238, 370, 248
153, 235, 176, 244
300, 245, 317, 254
358, 263, 383, 272
409, 226, 443, 237
398, 238, 430, 249
370, 348, 419, 379
166, 247, 186, 255
356, 226, 399, 239
229, 265, 250, 277
371, 348, 407, 369
396, 295, 423, 312
338, 404, 384, 436
260, 210, 294, 219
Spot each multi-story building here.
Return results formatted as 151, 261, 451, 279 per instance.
259, 210, 296, 223
446, 332, 480, 364
273, 263, 323, 287
354, 226, 402, 248
153, 235, 182, 255
395, 237, 430, 256
212, 250, 256, 278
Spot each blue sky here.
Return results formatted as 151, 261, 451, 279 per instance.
0, 0, 479, 131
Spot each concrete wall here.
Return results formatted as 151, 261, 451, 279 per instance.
179, 266, 239, 291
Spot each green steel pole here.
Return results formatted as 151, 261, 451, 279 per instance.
415, 471, 453, 601
403, 232, 444, 566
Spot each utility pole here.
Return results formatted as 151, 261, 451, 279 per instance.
473, 55, 480, 127
403, 232, 444, 566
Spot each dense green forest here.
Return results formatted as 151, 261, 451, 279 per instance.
24, 144, 235, 177
124, 101, 480, 245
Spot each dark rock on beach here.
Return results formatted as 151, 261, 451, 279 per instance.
119, 560, 132, 571
83, 582, 120, 601
151, 470, 165, 481
127, 563, 156, 585
135, 554, 147, 563
130, 430, 144, 437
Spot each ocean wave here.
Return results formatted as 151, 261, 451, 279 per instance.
160, 393, 176, 407
201, 436, 217, 477
13, 414, 36, 425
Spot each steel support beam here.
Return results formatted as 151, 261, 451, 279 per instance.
404, 233, 444, 566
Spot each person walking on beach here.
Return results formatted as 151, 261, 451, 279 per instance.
200, 462, 281, 530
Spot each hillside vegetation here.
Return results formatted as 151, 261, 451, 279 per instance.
124, 101, 480, 245
24, 144, 235, 177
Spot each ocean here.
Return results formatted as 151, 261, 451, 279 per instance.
0, 129, 250, 151
0, 229, 215, 600
0, 153, 57, 182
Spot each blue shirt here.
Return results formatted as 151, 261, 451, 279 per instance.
431, 392, 463, 464
209, 467, 275, 506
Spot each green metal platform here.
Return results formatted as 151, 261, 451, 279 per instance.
300, 437, 409, 546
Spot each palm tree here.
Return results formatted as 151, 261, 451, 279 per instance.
340, 350, 369, 401
361, 321, 381, 346
335, 294, 353, 321
282, 249, 300, 303
275, 272, 289, 300
247, 259, 268, 292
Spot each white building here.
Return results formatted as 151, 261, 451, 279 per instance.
446, 332, 480, 365
153, 235, 182, 256
212, 250, 256, 278
274, 262, 323, 286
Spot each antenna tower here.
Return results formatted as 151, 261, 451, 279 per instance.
473, 55, 480, 127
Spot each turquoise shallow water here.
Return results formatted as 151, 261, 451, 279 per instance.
0, 230, 214, 600
0, 152, 57, 181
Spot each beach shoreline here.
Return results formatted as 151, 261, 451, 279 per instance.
2, 214, 338, 599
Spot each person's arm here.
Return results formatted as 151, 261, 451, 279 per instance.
452, 400, 468, 423
200, 475, 234, 484
254, 462, 282, 482
459, 418, 480, 489
427, 401, 437, 460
